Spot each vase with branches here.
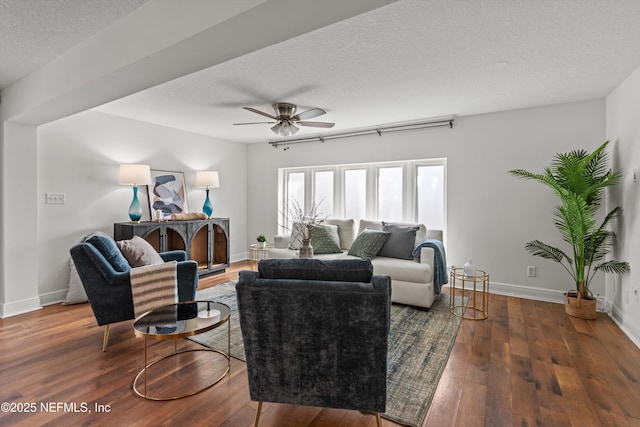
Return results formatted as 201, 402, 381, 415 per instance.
509, 140, 629, 318
283, 198, 327, 258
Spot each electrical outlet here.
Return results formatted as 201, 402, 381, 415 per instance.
527, 266, 536, 277
45, 193, 66, 204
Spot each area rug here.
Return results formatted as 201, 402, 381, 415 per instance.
190, 282, 462, 427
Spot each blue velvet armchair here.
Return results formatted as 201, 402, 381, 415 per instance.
236, 258, 390, 427
69, 234, 198, 351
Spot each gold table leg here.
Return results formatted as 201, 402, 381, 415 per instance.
133, 320, 231, 400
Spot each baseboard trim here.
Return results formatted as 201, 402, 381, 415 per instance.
39, 289, 68, 307
482, 281, 566, 304
610, 305, 640, 349
1, 297, 42, 318
231, 252, 248, 264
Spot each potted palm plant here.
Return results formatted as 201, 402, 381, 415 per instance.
509, 140, 629, 319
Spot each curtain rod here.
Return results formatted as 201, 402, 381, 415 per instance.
268, 118, 454, 148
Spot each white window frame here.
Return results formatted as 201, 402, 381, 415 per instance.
279, 158, 447, 234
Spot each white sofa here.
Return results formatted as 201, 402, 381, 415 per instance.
268, 218, 445, 308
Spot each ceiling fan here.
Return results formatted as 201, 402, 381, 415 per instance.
234, 102, 335, 136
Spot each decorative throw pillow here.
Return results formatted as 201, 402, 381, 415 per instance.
64, 231, 112, 305
378, 222, 420, 260
309, 224, 342, 254
347, 228, 390, 259
87, 234, 131, 272
288, 222, 305, 250
63, 258, 88, 305
116, 235, 164, 267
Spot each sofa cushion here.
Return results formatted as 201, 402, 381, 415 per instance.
358, 219, 427, 249
347, 228, 390, 259
378, 222, 420, 260
86, 234, 131, 272
371, 256, 433, 283
117, 235, 164, 267
310, 224, 342, 254
258, 258, 373, 282
325, 218, 356, 250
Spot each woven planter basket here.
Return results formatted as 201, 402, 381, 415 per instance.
565, 290, 596, 320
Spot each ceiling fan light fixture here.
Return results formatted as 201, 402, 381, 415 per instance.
238, 103, 334, 136
271, 122, 299, 136
288, 123, 299, 136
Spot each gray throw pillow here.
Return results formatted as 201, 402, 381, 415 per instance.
310, 224, 342, 254
63, 258, 88, 305
378, 222, 420, 260
347, 228, 390, 259
117, 235, 164, 267
64, 231, 112, 305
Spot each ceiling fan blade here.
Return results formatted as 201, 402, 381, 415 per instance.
292, 108, 326, 121
298, 121, 335, 128
243, 106, 277, 120
233, 121, 277, 125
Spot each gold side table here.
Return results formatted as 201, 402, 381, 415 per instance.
132, 300, 230, 400
450, 268, 489, 320
249, 243, 273, 270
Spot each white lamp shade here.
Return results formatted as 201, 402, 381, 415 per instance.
196, 171, 220, 188
119, 164, 152, 185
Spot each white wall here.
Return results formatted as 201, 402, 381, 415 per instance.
606, 65, 640, 347
1, 0, 383, 316
247, 99, 605, 302
1, 122, 39, 314
37, 110, 247, 304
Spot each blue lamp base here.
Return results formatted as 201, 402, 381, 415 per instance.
128, 186, 143, 223
202, 188, 213, 218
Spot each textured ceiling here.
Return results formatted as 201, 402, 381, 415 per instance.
4, 0, 640, 144
0, 0, 150, 89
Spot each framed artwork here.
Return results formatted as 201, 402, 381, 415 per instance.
148, 170, 189, 219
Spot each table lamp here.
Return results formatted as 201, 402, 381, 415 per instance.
119, 164, 152, 223
195, 171, 220, 218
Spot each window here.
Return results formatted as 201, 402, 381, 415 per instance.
416, 164, 445, 230
344, 169, 366, 224
285, 171, 305, 229
377, 167, 403, 222
280, 159, 446, 233
313, 170, 334, 217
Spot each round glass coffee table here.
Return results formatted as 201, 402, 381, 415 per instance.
132, 300, 230, 400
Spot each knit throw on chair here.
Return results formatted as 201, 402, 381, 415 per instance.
130, 261, 178, 318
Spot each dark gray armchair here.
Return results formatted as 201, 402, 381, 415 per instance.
69, 234, 198, 351
236, 258, 390, 427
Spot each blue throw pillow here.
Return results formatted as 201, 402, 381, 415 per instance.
87, 234, 131, 272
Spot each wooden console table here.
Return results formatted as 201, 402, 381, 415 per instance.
114, 218, 229, 276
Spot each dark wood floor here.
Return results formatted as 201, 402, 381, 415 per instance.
1, 260, 640, 427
